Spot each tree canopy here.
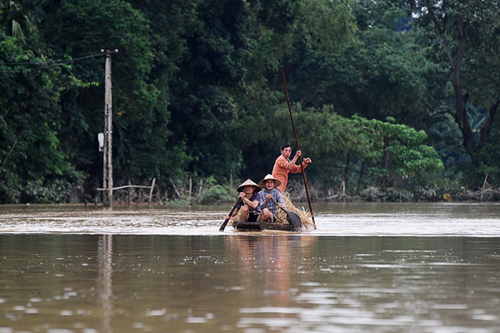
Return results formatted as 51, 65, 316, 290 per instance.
1, 0, 499, 204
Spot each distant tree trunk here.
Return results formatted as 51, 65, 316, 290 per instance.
198, 178, 203, 197
344, 152, 350, 190
148, 178, 156, 205
0, 137, 18, 170
189, 177, 192, 198
428, 8, 500, 162
478, 100, 500, 151
355, 162, 365, 196
380, 136, 392, 189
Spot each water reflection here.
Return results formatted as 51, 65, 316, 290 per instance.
0, 218, 499, 331
228, 235, 317, 331
229, 235, 316, 308
98, 235, 113, 333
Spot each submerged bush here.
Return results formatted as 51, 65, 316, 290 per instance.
199, 176, 236, 204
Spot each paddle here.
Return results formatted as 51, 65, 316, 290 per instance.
219, 197, 242, 232
270, 198, 302, 232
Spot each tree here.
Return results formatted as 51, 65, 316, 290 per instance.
0, 0, 40, 39
0, 22, 82, 203
278, 0, 439, 129
238, 102, 443, 197
406, 0, 500, 163
233, 0, 358, 180
40, 0, 169, 194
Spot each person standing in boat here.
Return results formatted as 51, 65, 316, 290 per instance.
272, 144, 312, 193
257, 174, 285, 223
225, 179, 262, 222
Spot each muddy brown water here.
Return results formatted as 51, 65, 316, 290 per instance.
0, 203, 499, 332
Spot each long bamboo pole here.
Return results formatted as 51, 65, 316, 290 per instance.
280, 67, 316, 229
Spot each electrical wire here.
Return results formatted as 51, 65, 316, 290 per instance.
0, 52, 107, 73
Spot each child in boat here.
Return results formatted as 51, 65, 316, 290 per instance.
257, 174, 285, 223
225, 179, 262, 222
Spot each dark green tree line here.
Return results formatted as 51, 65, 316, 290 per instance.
1, 0, 499, 204
0, 0, 83, 203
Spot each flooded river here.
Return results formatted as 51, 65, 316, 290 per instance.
0, 203, 499, 332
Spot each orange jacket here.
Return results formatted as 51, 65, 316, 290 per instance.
272, 155, 303, 193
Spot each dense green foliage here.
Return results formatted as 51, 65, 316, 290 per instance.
1, 0, 499, 204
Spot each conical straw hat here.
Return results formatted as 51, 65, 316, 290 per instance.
237, 179, 261, 192
258, 174, 281, 188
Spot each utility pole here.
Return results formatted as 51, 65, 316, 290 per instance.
101, 49, 118, 208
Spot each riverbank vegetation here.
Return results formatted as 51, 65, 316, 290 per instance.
2, 0, 500, 204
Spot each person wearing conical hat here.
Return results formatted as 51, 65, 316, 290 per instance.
225, 179, 262, 222
272, 144, 312, 193
257, 174, 285, 223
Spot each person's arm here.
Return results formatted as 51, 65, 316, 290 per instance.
225, 207, 239, 220
275, 190, 285, 209
246, 198, 259, 210
260, 194, 269, 209
288, 150, 301, 170
275, 156, 289, 170
240, 191, 259, 210
301, 157, 312, 169
290, 155, 312, 173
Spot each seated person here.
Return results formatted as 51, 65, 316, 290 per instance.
225, 179, 262, 222
257, 174, 285, 223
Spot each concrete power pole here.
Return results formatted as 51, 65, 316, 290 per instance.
102, 49, 118, 208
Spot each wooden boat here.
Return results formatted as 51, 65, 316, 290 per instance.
223, 196, 305, 233
235, 221, 298, 232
